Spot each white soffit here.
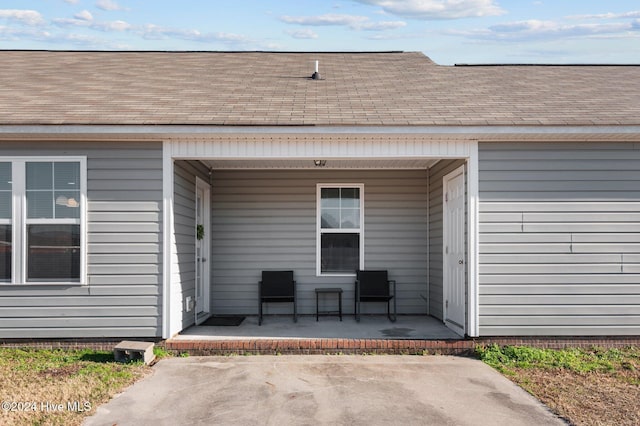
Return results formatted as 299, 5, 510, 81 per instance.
167, 136, 473, 159
201, 158, 441, 169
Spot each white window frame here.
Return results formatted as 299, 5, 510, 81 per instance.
0, 156, 87, 285
316, 183, 364, 277
0, 162, 12, 284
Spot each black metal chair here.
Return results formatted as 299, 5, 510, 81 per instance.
355, 270, 396, 322
258, 270, 297, 326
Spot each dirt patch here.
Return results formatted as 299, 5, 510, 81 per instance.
511, 368, 640, 426
0, 348, 150, 426
39, 364, 83, 378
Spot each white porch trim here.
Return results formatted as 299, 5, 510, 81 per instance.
162, 141, 175, 339
467, 141, 480, 337
161, 136, 481, 338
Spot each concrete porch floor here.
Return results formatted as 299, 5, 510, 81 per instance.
173, 315, 459, 341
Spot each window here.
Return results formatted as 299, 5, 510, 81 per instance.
0, 163, 11, 282
317, 184, 364, 275
0, 158, 86, 284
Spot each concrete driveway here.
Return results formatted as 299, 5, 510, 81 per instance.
84, 355, 564, 426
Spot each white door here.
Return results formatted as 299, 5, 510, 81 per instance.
443, 165, 466, 336
195, 177, 210, 323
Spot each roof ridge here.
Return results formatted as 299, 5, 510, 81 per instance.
455, 63, 640, 67
0, 49, 407, 54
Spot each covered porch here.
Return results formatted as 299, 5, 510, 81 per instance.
162, 133, 479, 340
175, 315, 459, 341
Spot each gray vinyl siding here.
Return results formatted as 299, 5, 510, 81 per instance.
173, 160, 210, 330
428, 159, 467, 321
0, 141, 163, 338
210, 170, 429, 316
479, 142, 640, 336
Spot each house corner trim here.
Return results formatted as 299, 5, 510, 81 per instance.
162, 141, 175, 338
467, 141, 480, 337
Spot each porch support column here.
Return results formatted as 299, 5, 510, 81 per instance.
467, 141, 480, 337
162, 141, 175, 339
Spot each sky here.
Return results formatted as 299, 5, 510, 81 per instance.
0, 0, 639, 65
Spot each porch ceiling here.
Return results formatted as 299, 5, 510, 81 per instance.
201, 158, 442, 169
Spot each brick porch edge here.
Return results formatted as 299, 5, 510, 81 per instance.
162, 337, 640, 356
1, 337, 639, 355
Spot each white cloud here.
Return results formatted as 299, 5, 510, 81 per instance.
449, 19, 638, 42
138, 24, 251, 44
0, 25, 47, 40
365, 30, 425, 40
1, 4, 260, 50
0, 25, 125, 49
280, 13, 405, 31
261, 42, 285, 50
53, 16, 131, 32
96, 0, 125, 11
74, 10, 93, 21
359, 20, 405, 30
568, 11, 640, 20
352, 0, 505, 20
51, 11, 255, 46
52, 17, 88, 27
285, 29, 319, 39
55, 33, 107, 45
281, 14, 368, 27
2, 18, 258, 49
64, 0, 80, 4
95, 20, 131, 31
489, 20, 557, 33
493, 20, 632, 37
0, 9, 45, 26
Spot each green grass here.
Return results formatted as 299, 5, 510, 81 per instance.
476, 344, 639, 375
0, 348, 150, 426
476, 345, 640, 425
153, 346, 172, 358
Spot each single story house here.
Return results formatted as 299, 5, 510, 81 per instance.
0, 51, 638, 339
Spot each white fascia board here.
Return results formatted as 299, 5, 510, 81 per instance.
1, 124, 640, 136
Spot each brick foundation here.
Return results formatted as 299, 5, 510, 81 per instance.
0, 338, 162, 351
2, 336, 639, 356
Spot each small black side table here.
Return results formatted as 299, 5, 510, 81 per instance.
315, 288, 343, 321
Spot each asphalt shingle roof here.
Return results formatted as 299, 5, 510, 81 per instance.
0, 51, 639, 127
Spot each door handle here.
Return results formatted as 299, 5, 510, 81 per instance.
201, 258, 207, 263
458, 260, 463, 264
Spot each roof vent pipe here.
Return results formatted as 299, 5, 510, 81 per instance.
312, 60, 321, 80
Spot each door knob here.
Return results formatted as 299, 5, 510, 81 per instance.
458, 260, 463, 264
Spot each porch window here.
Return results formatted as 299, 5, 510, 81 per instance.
317, 184, 364, 275
0, 158, 86, 284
